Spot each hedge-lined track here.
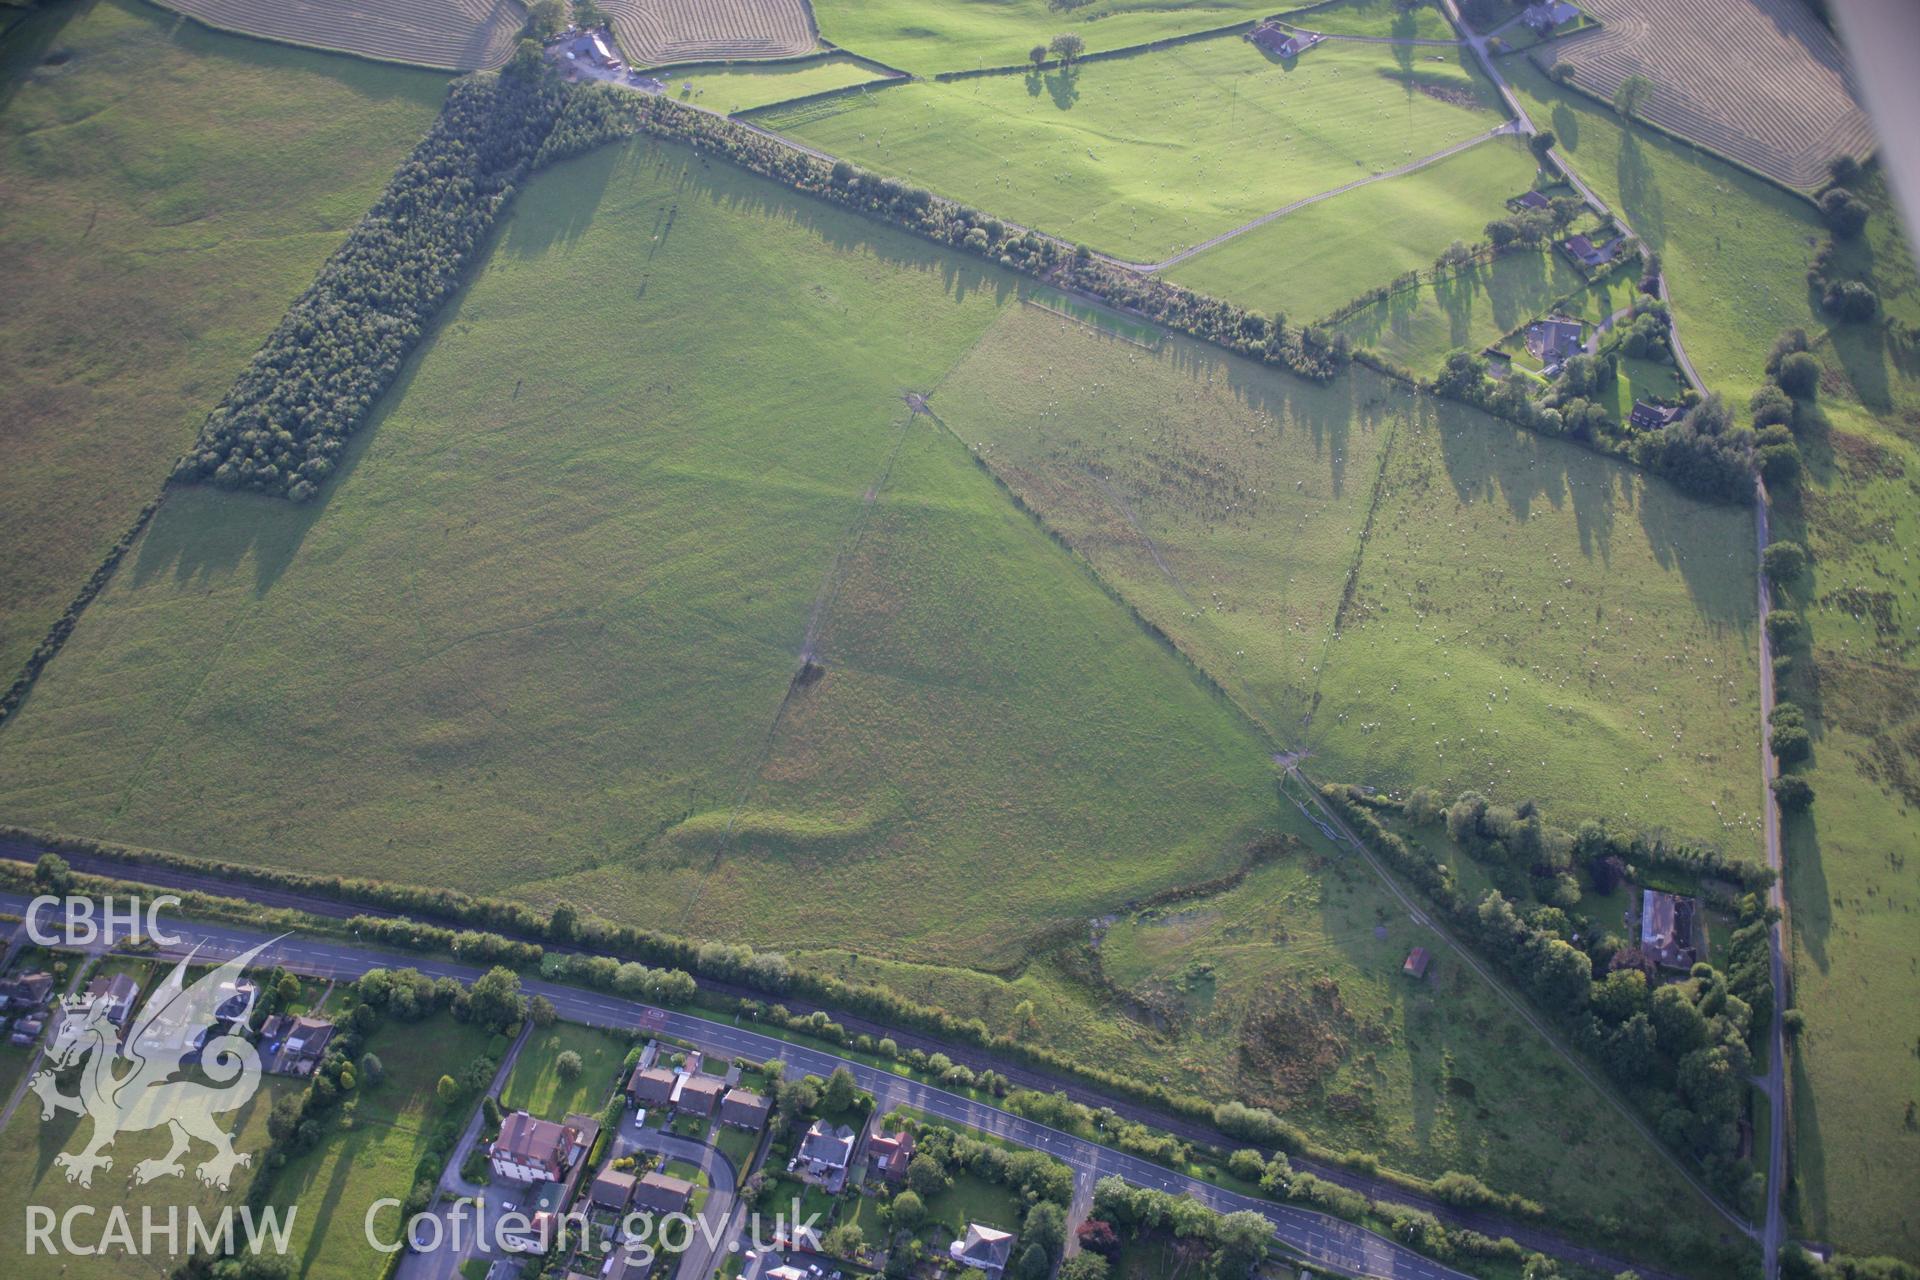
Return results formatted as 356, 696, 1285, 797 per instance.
149, 0, 526, 71
606, 0, 815, 66
1530, 0, 1870, 189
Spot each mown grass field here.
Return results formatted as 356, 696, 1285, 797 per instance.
1275, 0, 1456, 40
766, 38, 1505, 262
811, 0, 1277, 77
1336, 246, 1598, 371
0, 0, 447, 683
501, 1023, 632, 1121
663, 55, 893, 113
1506, 59, 1920, 1258
934, 305, 1763, 855
0, 134, 1281, 973
1164, 134, 1541, 324
268, 1013, 497, 1278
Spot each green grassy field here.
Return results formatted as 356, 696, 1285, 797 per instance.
0, 134, 1281, 973
268, 1013, 496, 1278
0, 1062, 300, 1280
1275, 0, 1457, 40
765, 38, 1506, 262
661, 56, 895, 113
1336, 245, 1598, 370
934, 304, 1763, 855
1165, 134, 1541, 323
0, 0, 448, 682
501, 1023, 631, 1121
1504, 58, 1920, 1259
811, 0, 1278, 77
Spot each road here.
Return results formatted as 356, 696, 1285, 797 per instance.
611, 1121, 741, 1280
0, 892, 1469, 1280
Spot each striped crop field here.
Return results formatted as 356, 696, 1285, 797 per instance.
150, 0, 526, 71
607, 0, 815, 66
1531, 0, 1870, 189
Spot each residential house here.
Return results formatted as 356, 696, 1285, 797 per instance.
1525, 316, 1586, 365
0, 971, 52, 1011
490, 1110, 592, 1185
1507, 190, 1553, 212
258, 1013, 335, 1076
767, 1267, 809, 1280
632, 1170, 695, 1215
720, 1087, 771, 1130
1630, 400, 1684, 431
1639, 889, 1700, 970
1402, 947, 1431, 979
675, 1073, 725, 1119
1522, 0, 1580, 32
9, 1016, 45, 1046
867, 1126, 916, 1183
793, 1119, 857, 1189
629, 1065, 678, 1107
86, 973, 139, 1026
1246, 21, 1318, 58
1558, 232, 1625, 270
591, 1168, 637, 1211
950, 1224, 1016, 1276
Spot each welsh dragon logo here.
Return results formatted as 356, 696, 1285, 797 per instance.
30, 939, 278, 1190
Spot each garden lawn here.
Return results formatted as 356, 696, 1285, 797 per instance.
1336, 246, 1596, 372
766, 38, 1506, 262
0, 134, 1280, 973
662, 56, 894, 113
0, 0, 447, 680
810, 0, 1277, 77
1165, 133, 1542, 323
267, 1013, 497, 1279
934, 304, 1763, 855
1506, 57, 1920, 1259
1274, 0, 1457, 40
501, 1023, 632, 1122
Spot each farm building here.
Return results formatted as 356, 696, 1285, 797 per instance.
1525, 316, 1586, 364
1402, 947, 1431, 979
1630, 400, 1685, 430
1522, 1, 1581, 32
1638, 888, 1700, 970
1246, 21, 1321, 58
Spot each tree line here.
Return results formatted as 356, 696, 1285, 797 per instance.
173, 68, 569, 501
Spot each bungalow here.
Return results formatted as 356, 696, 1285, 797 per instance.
1639, 889, 1700, 970
720, 1087, 771, 1130
632, 1170, 695, 1215
1630, 400, 1685, 431
674, 1073, 725, 1119
0, 971, 52, 1011
591, 1168, 637, 1211
1246, 21, 1319, 58
950, 1224, 1016, 1276
793, 1119, 857, 1189
1522, 0, 1580, 32
629, 1065, 678, 1107
1525, 316, 1586, 364
1507, 190, 1553, 212
490, 1110, 592, 1185
867, 1126, 916, 1183
86, 973, 140, 1026
259, 1013, 335, 1076
1558, 232, 1625, 270
1402, 947, 1431, 979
